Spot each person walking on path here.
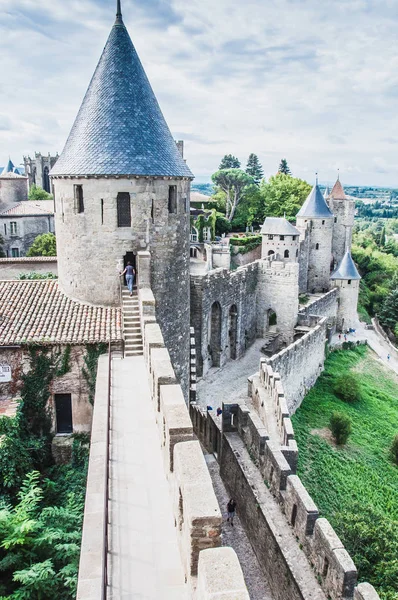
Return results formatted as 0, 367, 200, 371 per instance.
120, 262, 135, 296
387, 353, 391, 361
227, 499, 237, 526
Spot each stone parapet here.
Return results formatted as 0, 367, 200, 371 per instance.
197, 547, 250, 600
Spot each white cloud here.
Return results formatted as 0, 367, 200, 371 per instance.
0, 0, 397, 186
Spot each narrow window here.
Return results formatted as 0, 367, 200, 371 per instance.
10, 222, 17, 235
74, 185, 84, 213
184, 197, 189, 212
316, 243, 319, 250
334, 217, 337, 223
291, 504, 298, 526
323, 557, 329, 578
101, 199, 104, 225
284, 249, 290, 258
11, 248, 19, 258
292, 236, 297, 241
296, 249, 298, 257
268, 234, 274, 240
117, 192, 131, 227
280, 235, 285, 241
322, 220, 325, 225
4, 224, 6, 235
54, 393, 73, 434
348, 279, 352, 284
168, 185, 177, 213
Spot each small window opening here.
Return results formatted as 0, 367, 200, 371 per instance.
334, 217, 337, 223
117, 192, 131, 227
315, 243, 319, 250
296, 249, 298, 257
55, 393, 73, 434
74, 185, 84, 213
280, 235, 285, 241
269, 466, 274, 483
323, 557, 329, 578
348, 279, 352, 284
151, 199, 154, 221
11, 248, 19, 258
10, 222, 17, 235
284, 249, 290, 258
168, 185, 177, 213
101, 199, 104, 225
268, 234, 274, 240
322, 219, 325, 225
291, 504, 297, 526
4, 224, 6, 235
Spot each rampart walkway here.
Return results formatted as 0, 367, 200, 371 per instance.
108, 356, 188, 599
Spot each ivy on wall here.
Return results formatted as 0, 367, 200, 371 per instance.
81, 343, 108, 405
191, 209, 217, 242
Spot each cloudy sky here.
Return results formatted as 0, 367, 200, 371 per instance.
0, 0, 397, 186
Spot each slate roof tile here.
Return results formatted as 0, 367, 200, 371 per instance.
297, 184, 333, 219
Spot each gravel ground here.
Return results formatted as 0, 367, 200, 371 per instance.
205, 454, 274, 600
197, 339, 265, 409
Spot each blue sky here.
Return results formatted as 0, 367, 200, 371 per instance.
0, 0, 398, 186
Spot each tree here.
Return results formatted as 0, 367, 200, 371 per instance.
245, 154, 264, 185
334, 374, 361, 403
27, 233, 57, 257
329, 411, 352, 445
211, 169, 254, 222
391, 434, 398, 465
219, 154, 241, 170
379, 226, 386, 247
278, 158, 291, 175
379, 288, 398, 331
261, 174, 311, 220
28, 184, 53, 200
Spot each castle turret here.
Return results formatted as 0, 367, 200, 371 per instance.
327, 177, 355, 268
296, 183, 334, 293
331, 251, 361, 331
0, 158, 29, 206
51, 1, 193, 393
260, 217, 300, 261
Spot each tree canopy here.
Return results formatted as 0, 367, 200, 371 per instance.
278, 158, 291, 176
27, 233, 57, 257
219, 154, 241, 170
261, 174, 311, 220
211, 169, 254, 222
245, 154, 264, 185
28, 184, 53, 201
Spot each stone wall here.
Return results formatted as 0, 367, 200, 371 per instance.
1, 213, 55, 257
0, 256, 58, 279
197, 547, 250, 600
264, 317, 328, 413
0, 344, 94, 433
231, 244, 261, 267
298, 289, 338, 323
296, 217, 333, 293
190, 262, 259, 377
332, 279, 360, 331
328, 197, 355, 268
0, 176, 28, 205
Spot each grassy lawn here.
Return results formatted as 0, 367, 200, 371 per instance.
291, 346, 398, 600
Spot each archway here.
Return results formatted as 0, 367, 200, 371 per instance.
284, 249, 289, 258
229, 305, 238, 360
122, 252, 136, 288
267, 309, 277, 332
43, 166, 50, 192
268, 250, 274, 256
209, 302, 222, 367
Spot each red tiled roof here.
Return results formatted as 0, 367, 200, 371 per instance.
330, 179, 346, 200
0, 201, 54, 217
0, 280, 121, 345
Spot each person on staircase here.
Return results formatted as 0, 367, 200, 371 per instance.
120, 262, 136, 297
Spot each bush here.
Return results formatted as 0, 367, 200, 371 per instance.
391, 434, 398, 465
329, 411, 352, 445
27, 233, 57, 257
334, 373, 361, 403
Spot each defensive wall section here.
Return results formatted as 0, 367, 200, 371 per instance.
264, 316, 328, 413
298, 288, 338, 323
0, 256, 58, 279
191, 364, 380, 600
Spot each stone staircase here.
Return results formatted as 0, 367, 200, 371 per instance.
122, 288, 143, 357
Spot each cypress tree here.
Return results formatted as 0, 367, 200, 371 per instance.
245, 153, 264, 185
278, 158, 291, 176
219, 154, 241, 169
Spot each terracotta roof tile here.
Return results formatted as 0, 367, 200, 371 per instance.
330, 179, 347, 200
0, 201, 54, 217
0, 280, 121, 345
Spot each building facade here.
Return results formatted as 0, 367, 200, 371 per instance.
0, 201, 54, 257
23, 153, 58, 192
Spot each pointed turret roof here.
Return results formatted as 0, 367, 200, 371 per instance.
331, 251, 361, 280
2, 158, 15, 175
51, 2, 193, 178
323, 186, 330, 199
260, 217, 300, 236
330, 177, 346, 200
296, 184, 333, 219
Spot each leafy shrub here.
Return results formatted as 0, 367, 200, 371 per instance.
391, 434, 398, 465
334, 373, 361, 403
329, 411, 352, 445
18, 272, 57, 280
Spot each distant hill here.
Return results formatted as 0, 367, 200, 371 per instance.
192, 183, 213, 196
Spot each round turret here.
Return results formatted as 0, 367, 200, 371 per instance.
331, 251, 361, 331
296, 183, 334, 293
327, 177, 355, 269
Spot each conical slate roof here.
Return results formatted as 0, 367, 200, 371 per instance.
330, 178, 346, 200
331, 251, 361, 280
51, 6, 193, 178
323, 186, 330, 199
296, 184, 333, 218
2, 158, 15, 175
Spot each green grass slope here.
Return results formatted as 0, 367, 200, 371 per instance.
291, 346, 398, 600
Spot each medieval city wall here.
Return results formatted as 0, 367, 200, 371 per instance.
231, 244, 261, 267
190, 262, 259, 377
298, 288, 338, 323
0, 256, 58, 279
264, 317, 328, 413
332, 279, 360, 331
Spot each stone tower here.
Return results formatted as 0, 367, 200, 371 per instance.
0, 159, 29, 206
24, 153, 59, 192
296, 183, 334, 293
260, 217, 300, 262
51, 1, 193, 392
330, 251, 361, 331
327, 177, 355, 269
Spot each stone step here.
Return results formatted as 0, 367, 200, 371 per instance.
125, 350, 144, 356
125, 334, 142, 341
